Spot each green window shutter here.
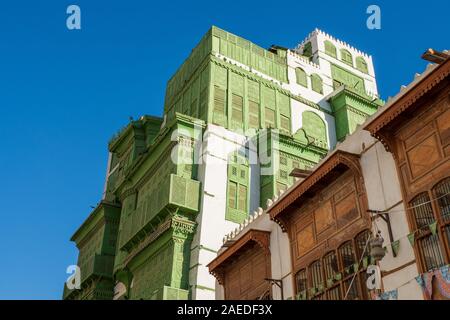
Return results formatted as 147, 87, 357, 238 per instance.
231, 165, 238, 177
213, 86, 227, 126
295, 68, 308, 87
356, 57, 368, 73
311, 74, 323, 94
238, 185, 247, 211
248, 100, 260, 129
231, 94, 244, 130
280, 115, 290, 133
324, 41, 337, 58
264, 107, 276, 128
226, 154, 249, 223
228, 182, 237, 209
340, 49, 353, 66
240, 168, 246, 182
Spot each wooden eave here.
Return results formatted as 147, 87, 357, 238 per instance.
364, 58, 450, 142
207, 229, 270, 285
267, 150, 361, 229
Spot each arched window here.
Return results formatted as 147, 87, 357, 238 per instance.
434, 177, 450, 223
324, 40, 337, 58
311, 74, 323, 94
340, 49, 353, 66
433, 178, 450, 264
302, 111, 327, 148
295, 67, 308, 87
338, 241, 360, 300
355, 230, 372, 298
309, 260, 325, 300
294, 230, 372, 300
323, 251, 340, 300
411, 192, 445, 271
356, 57, 368, 73
295, 269, 308, 300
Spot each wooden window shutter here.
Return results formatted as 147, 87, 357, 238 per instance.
264, 107, 275, 128
228, 182, 237, 209
238, 184, 247, 211
248, 100, 260, 128
213, 85, 227, 126
280, 115, 290, 133
231, 94, 244, 130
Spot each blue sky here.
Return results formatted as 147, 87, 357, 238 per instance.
0, 0, 448, 299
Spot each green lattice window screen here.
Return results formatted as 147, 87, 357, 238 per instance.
228, 182, 237, 209
211, 27, 288, 82
278, 92, 291, 134
264, 107, 275, 128
295, 68, 308, 87
280, 115, 290, 133
238, 185, 247, 211
324, 41, 337, 58
356, 57, 368, 74
311, 74, 323, 94
213, 85, 227, 126
231, 94, 244, 130
330, 64, 366, 94
248, 100, 260, 129
277, 154, 289, 192
226, 154, 249, 222
340, 49, 353, 66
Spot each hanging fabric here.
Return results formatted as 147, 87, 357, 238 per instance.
415, 265, 450, 299
391, 240, 400, 256
372, 289, 398, 300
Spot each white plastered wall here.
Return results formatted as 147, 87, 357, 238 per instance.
189, 124, 261, 300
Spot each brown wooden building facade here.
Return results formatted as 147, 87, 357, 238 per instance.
365, 57, 450, 277
208, 230, 272, 300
